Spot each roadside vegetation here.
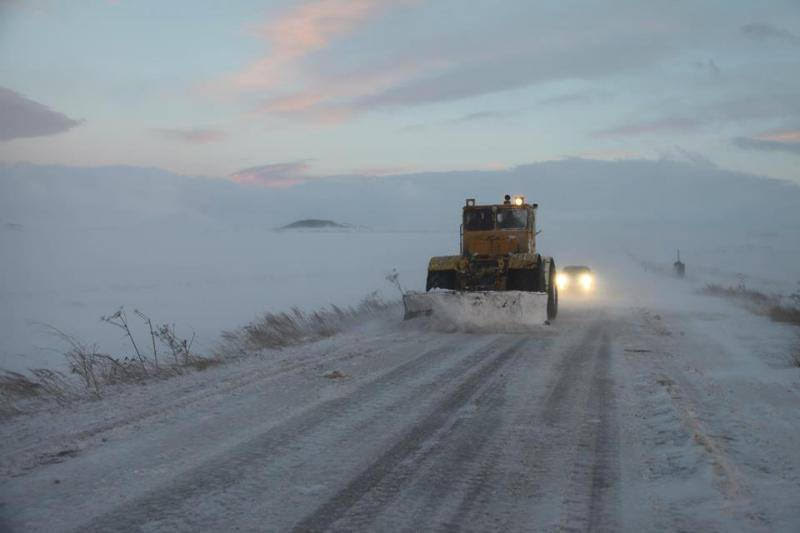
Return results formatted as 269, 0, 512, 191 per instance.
699, 282, 800, 326
1, 293, 396, 418
700, 282, 800, 367
214, 292, 393, 357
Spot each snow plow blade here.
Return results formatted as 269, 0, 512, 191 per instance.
402, 290, 549, 329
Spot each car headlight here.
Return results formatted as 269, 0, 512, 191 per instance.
579, 273, 593, 290
556, 273, 569, 289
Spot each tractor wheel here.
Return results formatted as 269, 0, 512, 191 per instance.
547, 263, 558, 320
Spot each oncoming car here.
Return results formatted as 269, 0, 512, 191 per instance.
556, 265, 595, 293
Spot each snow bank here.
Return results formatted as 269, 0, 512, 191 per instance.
403, 290, 548, 331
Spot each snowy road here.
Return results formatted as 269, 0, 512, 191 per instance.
2, 300, 799, 532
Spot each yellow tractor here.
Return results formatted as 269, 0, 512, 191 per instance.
404, 195, 558, 325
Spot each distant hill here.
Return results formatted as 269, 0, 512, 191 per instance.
278, 219, 349, 230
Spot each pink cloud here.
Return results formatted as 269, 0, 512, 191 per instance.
733, 129, 800, 155
212, 0, 434, 124
757, 130, 800, 143
230, 161, 312, 188
233, 0, 403, 91
261, 93, 326, 113
253, 59, 438, 122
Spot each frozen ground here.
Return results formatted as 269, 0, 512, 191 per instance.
1, 271, 799, 531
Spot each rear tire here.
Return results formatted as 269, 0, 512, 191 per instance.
547, 263, 558, 320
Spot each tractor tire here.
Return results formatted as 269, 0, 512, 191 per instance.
547, 262, 558, 320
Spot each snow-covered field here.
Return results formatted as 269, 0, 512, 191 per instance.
2, 159, 799, 374
1, 223, 451, 372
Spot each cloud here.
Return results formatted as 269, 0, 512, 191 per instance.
594, 92, 800, 140
353, 34, 665, 109
0, 86, 82, 141
230, 161, 312, 188
538, 90, 613, 107
733, 131, 800, 155
396, 108, 514, 133
228, 2, 674, 122
449, 110, 510, 123
661, 146, 716, 167
592, 117, 702, 138
571, 149, 640, 161
741, 22, 800, 45
221, 4, 795, 131
153, 128, 226, 144
233, 0, 409, 91
759, 130, 800, 143
710, 94, 800, 123
349, 165, 416, 176
252, 59, 433, 123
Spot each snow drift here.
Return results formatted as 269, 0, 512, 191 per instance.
403, 290, 549, 331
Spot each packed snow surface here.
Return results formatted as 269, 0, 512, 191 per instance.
2, 288, 799, 531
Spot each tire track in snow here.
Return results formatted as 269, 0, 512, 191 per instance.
75, 335, 515, 532
291, 336, 531, 532
295, 315, 621, 532
447, 319, 609, 531
558, 330, 621, 532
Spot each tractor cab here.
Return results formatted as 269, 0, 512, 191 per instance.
462, 195, 538, 257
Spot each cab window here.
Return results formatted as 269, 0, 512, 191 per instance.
464, 208, 494, 230
496, 208, 527, 229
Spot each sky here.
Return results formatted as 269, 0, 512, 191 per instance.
1, 0, 799, 185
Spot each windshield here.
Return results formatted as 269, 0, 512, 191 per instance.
464, 208, 494, 230
496, 208, 527, 229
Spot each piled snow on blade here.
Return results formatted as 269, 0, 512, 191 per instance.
402, 290, 548, 331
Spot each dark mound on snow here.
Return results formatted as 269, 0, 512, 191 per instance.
279, 219, 348, 230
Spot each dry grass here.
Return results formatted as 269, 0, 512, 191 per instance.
700, 283, 800, 370
0, 369, 77, 417
700, 283, 800, 327
699, 283, 800, 371
700, 283, 776, 306
1, 293, 396, 417
215, 292, 395, 358
1, 317, 215, 416
767, 305, 800, 326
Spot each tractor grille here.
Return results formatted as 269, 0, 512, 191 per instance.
472, 259, 498, 269
463, 258, 506, 290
